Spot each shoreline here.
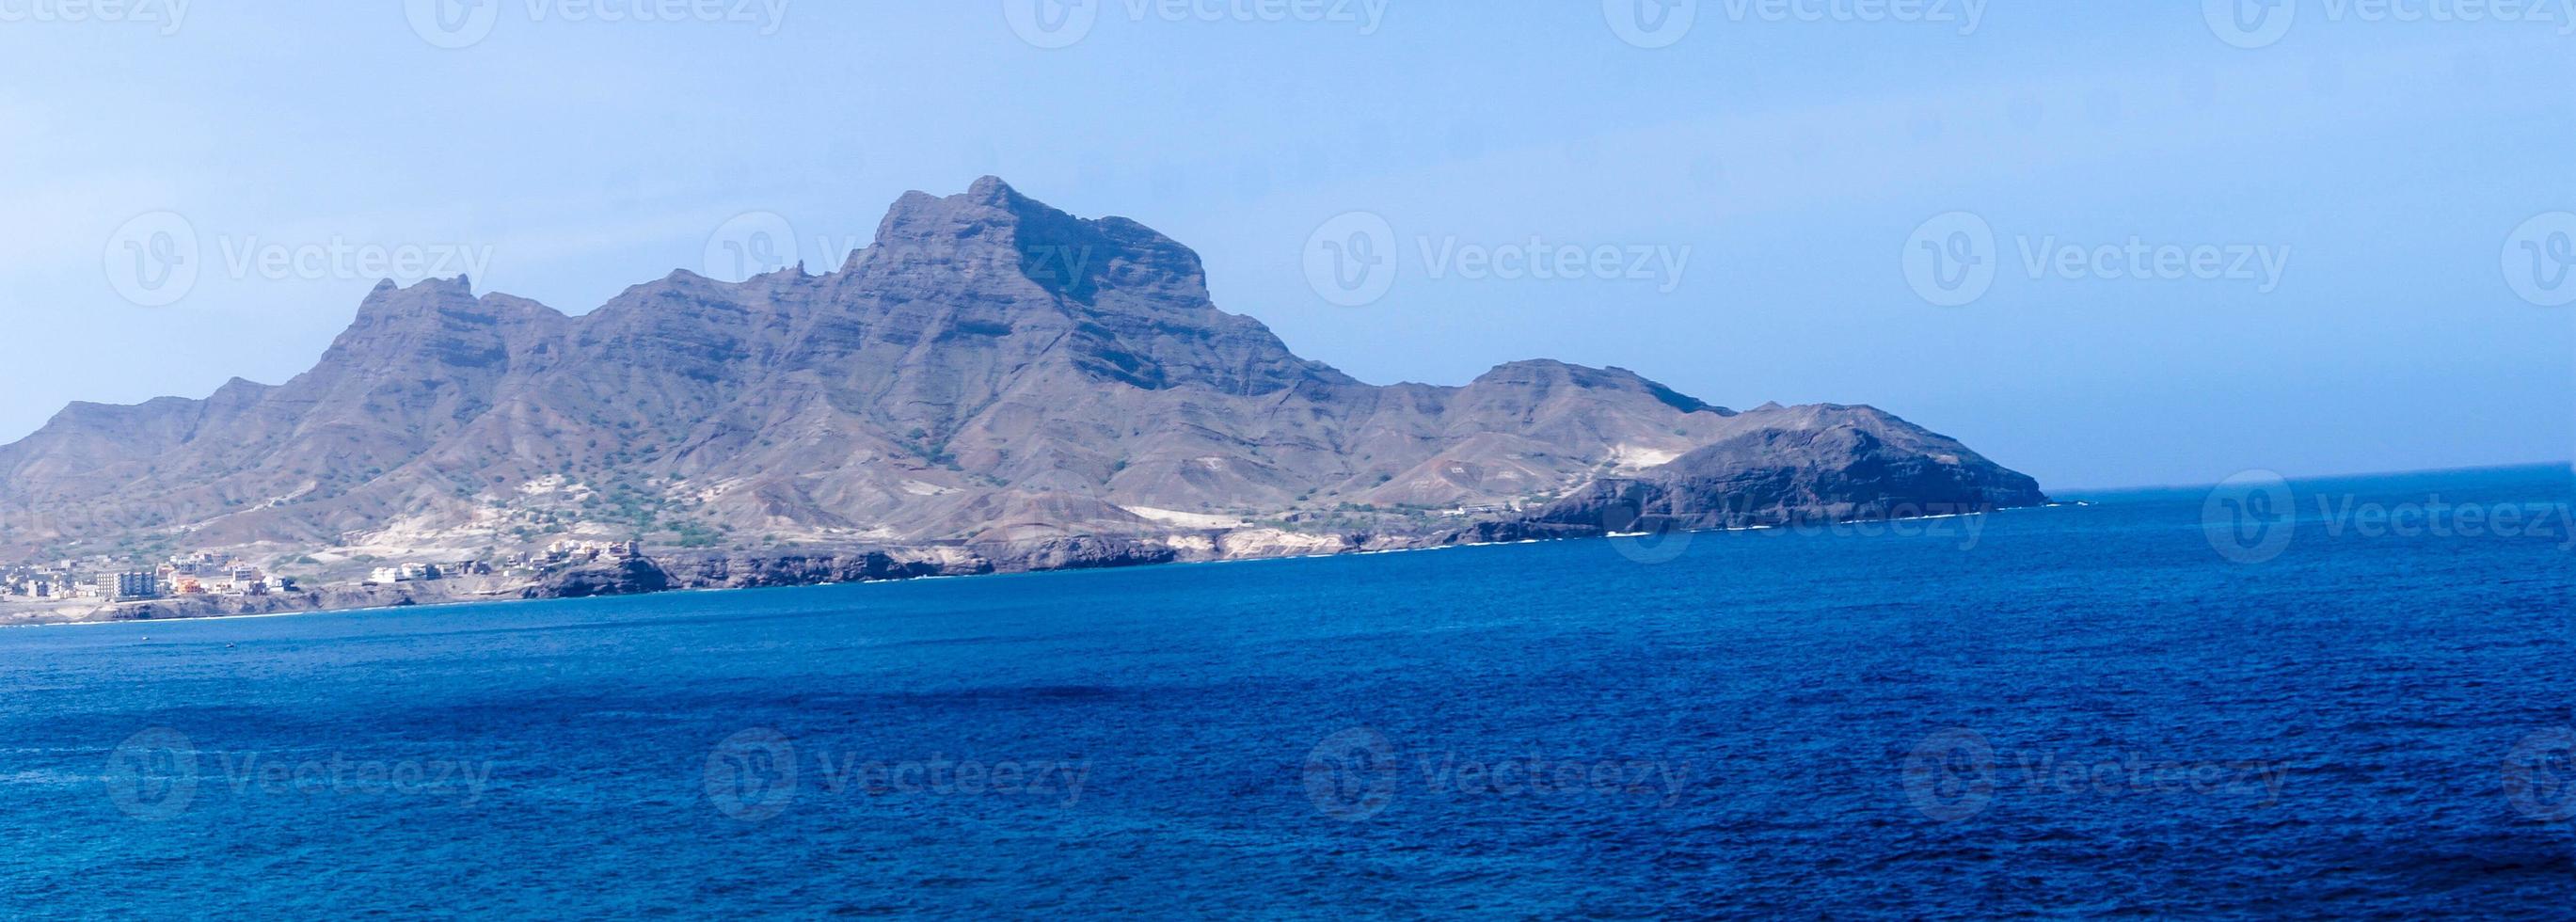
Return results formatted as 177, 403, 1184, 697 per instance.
0, 504, 2058, 629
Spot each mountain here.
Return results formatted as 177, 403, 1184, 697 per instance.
1534, 403, 2046, 533
0, 178, 2044, 574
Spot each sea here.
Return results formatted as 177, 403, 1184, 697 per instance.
4, 465, 2570, 917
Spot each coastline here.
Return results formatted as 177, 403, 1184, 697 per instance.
0, 505, 2051, 628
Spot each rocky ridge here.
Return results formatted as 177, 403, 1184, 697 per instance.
0, 178, 2046, 615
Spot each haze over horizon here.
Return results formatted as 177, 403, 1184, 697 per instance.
3, 3, 2568, 489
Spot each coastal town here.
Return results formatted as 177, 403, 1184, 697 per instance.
0, 539, 644, 623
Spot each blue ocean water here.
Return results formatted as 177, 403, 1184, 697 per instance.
5, 466, 2572, 917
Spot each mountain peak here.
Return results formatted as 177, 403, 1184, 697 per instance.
833, 179, 1318, 394
369, 275, 469, 296
1471, 360, 1719, 415
966, 174, 1021, 203
351, 275, 477, 326
898, 176, 1029, 219
870, 176, 1060, 249
851, 178, 1208, 309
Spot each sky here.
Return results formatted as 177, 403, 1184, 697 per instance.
1, 1, 2569, 489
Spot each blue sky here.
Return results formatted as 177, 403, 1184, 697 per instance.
2, 2, 2568, 488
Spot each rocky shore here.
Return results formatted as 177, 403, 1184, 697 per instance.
0, 524, 1489, 626
2, 490, 2055, 627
